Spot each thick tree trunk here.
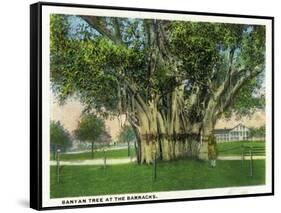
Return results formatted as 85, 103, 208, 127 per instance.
134, 84, 202, 163
160, 138, 172, 160
198, 130, 217, 161
186, 135, 200, 158
134, 101, 160, 164
130, 84, 215, 164
198, 99, 217, 160
198, 130, 211, 160
159, 136, 200, 160
140, 137, 158, 164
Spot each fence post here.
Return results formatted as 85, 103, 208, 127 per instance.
241, 145, 244, 167
103, 149, 106, 169
130, 146, 133, 162
153, 151, 157, 181
56, 149, 61, 183
249, 149, 253, 177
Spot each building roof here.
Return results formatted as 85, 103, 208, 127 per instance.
214, 128, 232, 134
214, 123, 248, 134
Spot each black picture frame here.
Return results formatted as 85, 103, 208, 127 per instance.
30, 1, 274, 210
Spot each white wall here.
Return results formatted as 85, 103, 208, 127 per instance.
0, 0, 280, 212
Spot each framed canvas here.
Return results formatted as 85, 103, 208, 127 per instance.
30, 2, 274, 210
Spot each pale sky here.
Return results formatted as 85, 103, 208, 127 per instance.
50, 95, 126, 141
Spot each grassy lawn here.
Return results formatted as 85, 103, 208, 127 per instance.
50, 159, 265, 198
51, 148, 132, 161
217, 141, 265, 156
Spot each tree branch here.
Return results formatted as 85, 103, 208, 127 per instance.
112, 18, 123, 44
215, 65, 264, 116
122, 78, 151, 120
81, 16, 123, 44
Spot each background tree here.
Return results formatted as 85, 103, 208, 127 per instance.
50, 120, 72, 158
98, 131, 112, 147
118, 125, 136, 157
74, 113, 106, 159
249, 125, 266, 140
51, 14, 265, 164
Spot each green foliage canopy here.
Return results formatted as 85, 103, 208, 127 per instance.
74, 113, 106, 143
50, 120, 72, 149
118, 125, 136, 143
249, 126, 266, 138
50, 14, 266, 121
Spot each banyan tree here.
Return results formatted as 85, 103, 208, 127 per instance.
50, 14, 265, 164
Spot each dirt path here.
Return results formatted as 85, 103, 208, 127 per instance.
217, 156, 265, 160
50, 155, 265, 166
50, 157, 136, 166
65, 146, 127, 154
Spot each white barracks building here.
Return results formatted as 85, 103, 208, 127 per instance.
214, 123, 250, 142
214, 111, 265, 142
